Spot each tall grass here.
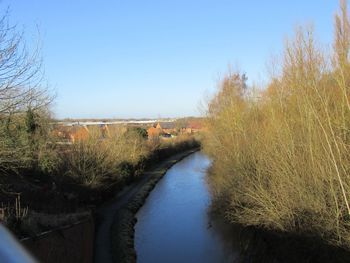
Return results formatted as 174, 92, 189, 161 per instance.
204, 0, 350, 249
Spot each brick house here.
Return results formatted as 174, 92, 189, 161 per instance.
147, 122, 176, 138
68, 126, 90, 142
147, 126, 161, 138
53, 125, 90, 143
156, 122, 176, 135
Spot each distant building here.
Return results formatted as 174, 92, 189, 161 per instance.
186, 120, 203, 133
147, 126, 161, 138
52, 122, 132, 143
68, 126, 90, 143
52, 125, 89, 143
146, 122, 177, 139
156, 122, 176, 135
180, 127, 193, 134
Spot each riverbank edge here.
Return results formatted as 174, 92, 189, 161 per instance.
237, 225, 350, 263
110, 148, 199, 263
209, 208, 350, 263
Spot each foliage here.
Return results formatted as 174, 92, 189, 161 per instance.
203, 0, 350, 249
62, 129, 148, 186
0, 11, 53, 174
133, 127, 148, 139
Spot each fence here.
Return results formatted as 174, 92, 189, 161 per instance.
21, 217, 94, 263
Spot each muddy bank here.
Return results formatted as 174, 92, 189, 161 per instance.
209, 212, 350, 263
94, 148, 199, 263
238, 226, 350, 263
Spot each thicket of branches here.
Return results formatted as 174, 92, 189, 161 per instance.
0, 11, 53, 174
204, 0, 350, 248
63, 128, 148, 187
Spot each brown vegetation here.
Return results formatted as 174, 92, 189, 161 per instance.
204, 0, 350, 249
1, 125, 199, 237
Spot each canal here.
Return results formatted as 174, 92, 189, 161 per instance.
134, 152, 238, 263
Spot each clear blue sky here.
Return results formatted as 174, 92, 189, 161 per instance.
3, 1, 339, 119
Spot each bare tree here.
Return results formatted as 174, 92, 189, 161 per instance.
0, 10, 53, 173
0, 13, 52, 115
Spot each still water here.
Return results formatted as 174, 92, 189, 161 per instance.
134, 152, 238, 263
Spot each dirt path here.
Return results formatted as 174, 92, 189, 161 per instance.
94, 149, 198, 263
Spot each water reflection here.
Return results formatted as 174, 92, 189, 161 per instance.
134, 152, 350, 263
134, 152, 238, 263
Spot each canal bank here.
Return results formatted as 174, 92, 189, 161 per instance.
94, 148, 199, 263
133, 151, 350, 263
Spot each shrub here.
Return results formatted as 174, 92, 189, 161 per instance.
62, 129, 147, 187
203, 0, 350, 249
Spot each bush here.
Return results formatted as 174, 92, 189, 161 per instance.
203, 0, 350, 249
62, 129, 147, 187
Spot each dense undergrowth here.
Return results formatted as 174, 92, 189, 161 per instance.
1, 121, 199, 237
204, 0, 350, 250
